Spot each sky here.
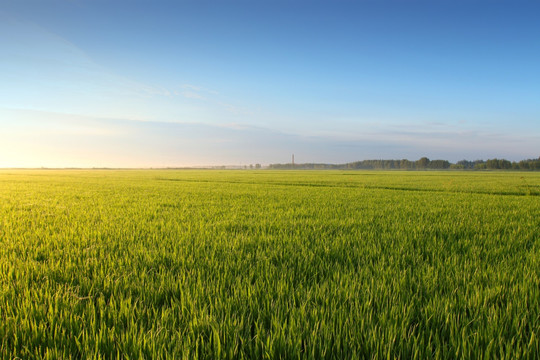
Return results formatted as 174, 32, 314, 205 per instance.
1, 0, 539, 167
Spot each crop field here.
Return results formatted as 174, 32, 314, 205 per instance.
1, 169, 539, 359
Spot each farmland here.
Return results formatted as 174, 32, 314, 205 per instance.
1, 170, 539, 359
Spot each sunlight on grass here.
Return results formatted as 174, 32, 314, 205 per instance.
1, 170, 539, 358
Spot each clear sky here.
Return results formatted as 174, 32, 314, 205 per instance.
1, 0, 539, 167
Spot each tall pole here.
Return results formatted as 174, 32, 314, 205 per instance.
292, 154, 295, 167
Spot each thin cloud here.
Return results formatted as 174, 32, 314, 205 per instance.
172, 84, 223, 101
2, 108, 538, 168
217, 102, 254, 116
179, 91, 206, 100
180, 84, 219, 95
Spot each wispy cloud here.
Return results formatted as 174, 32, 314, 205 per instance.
0, 17, 180, 120
170, 83, 256, 118
173, 84, 222, 101
180, 84, 219, 94
178, 90, 206, 100
218, 102, 253, 116
2, 107, 538, 168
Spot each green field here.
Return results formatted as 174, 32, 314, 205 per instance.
1, 170, 539, 359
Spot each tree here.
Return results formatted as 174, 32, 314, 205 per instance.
416, 157, 430, 169
430, 160, 450, 169
400, 159, 413, 169
457, 160, 474, 169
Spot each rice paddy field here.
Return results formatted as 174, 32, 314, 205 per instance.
1, 169, 539, 359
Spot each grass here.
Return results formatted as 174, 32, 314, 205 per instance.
1, 170, 539, 359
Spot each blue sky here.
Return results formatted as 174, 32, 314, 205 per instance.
1, 0, 539, 167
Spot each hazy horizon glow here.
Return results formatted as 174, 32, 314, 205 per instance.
1, 1, 539, 167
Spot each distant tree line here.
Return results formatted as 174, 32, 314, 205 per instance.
268, 157, 540, 170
